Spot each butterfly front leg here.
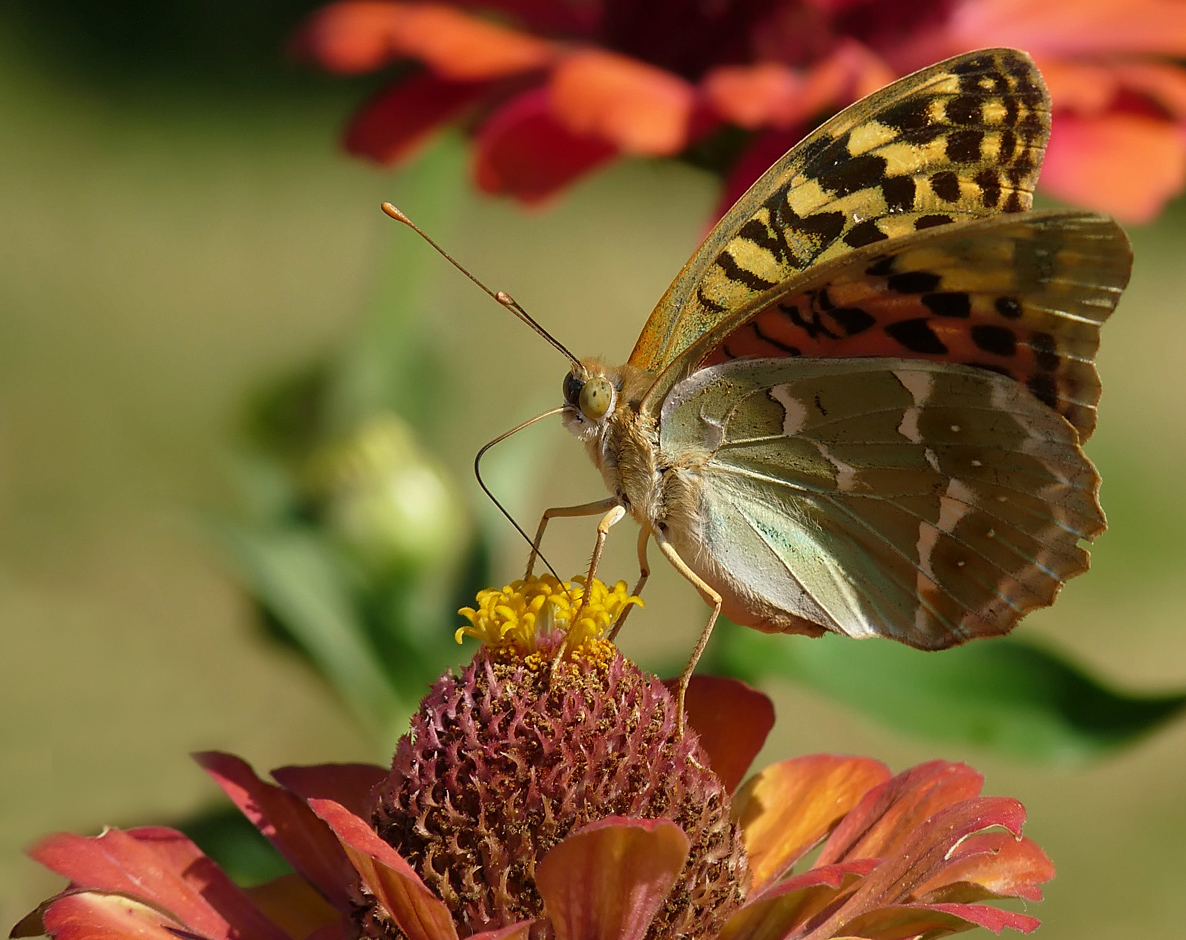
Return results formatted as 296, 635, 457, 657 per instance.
523, 497, 620, 579
653, 528, 723, 735
609, 525, 651, 641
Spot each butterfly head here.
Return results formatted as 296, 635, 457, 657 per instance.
561, 358, 620, 441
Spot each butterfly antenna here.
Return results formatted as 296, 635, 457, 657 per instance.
474, 406, 568, 583
381, 203, 580, 366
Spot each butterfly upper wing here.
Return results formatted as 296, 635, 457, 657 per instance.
658, 358, 1104, 648
694, 211, 1132, 442
630, 48, 1050, 385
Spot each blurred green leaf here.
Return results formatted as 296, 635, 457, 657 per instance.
177, 804, 291, 887
216, 520, 403, 732
713, 621, 1186, 763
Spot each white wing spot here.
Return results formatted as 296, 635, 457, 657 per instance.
818, 442, 859, 491
769, 385, 810, 436
951, 424, 961, 432
972, 459, 983, 467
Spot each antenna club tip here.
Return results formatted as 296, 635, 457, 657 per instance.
495, 290, 516, 305
381, 202, 411, 224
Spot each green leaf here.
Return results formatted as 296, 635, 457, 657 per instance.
177, 804, 291, 887
714, 621, 1186, 763
215, 520, 403, 732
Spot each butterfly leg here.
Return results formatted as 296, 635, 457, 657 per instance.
609, 525, 650, 641
654, 530, 722, 734
524, 497, 620, 579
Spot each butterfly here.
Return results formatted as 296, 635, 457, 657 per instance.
526, 47, 1132, 695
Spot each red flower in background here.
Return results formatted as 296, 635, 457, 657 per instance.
294, 0, 1186, 222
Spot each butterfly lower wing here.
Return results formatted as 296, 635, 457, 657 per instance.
696, 211, 1132, 441
658, 358, 1103, 648
630, 48, 1049, 379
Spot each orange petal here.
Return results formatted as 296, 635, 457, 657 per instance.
914, 832, 1054, 904
703, 63, 809, 130
41, 893, 190, 940
549, 49, 696, 155
195, 751, 357, 912
467, 922, 536, 940
271, 761, 387, 818
665, 676, 774, 794
295, 1, 555, 78
1041, 111, 1186, 222
535, 817, 689, 940
473, 89, 617, 203
30, 828, 288, 940
950, 0, 1186, 57
244, 874, 342, 940
1029, 56, 1118, 114
808, 797, 1029, 938
732, 755, 890, 894
718, 860, 876, 940
816, 761, 983, 867
344, 73, 494, 166
307, 798, 458, 940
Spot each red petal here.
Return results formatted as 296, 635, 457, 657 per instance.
535, 817, 690, 940
194, 752, 357, 912
244, 875, 342, 940
473, 89, 617, 203
816, 760, 983, 866
30, 828, 287, 940
294, 1, 554, 78
344, 73, 494, 166
270, 762, 387, 818
549, 49, 696, 155
828, 900, 1041, 938
663, 676, 774, 795
948, 0, 1186, 57
732, 755, 891, 894
41, 893, 189, 940
1041, 111, 1186, 222
915, 832, 1054, 904
307, 798, 457, 940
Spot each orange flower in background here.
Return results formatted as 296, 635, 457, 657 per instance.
294, 0, 1186, 222
16, 578, 1053, 940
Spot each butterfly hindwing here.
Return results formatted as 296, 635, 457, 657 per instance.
697, 211, 1132, 441
658, 358, 1103, 648
630, 48, 1050, 379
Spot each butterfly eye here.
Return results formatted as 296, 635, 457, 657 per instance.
579, 376, 614, 420
563, 371, 584, 407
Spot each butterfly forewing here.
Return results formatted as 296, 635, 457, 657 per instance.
630, 48, 1050, 380
697, 211, 1132, 441
658, 358, 1104, 648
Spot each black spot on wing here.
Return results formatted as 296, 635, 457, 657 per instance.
886, 270, 942, 294
946, 95, 982, 125
716, 248, 779, 291
946, 128, 983, 162
831, 307, 877, 335
1030, 331, 1060, 371
886, 318, 948, 354
817, 152, 890, 197
931, 171, 961, 203
995, 296, 1023, 319
843, 219, 889, 248
915, 213, 954, 229
974, 168, 1002, 208
922, 292, 972, 318
882, 175, 916, 212
971, 324, 1018, 357
751, 320, 802, 356
1027, 372, 1059, 409
865, 256, 897, 277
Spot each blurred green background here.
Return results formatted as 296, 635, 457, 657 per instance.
2, 2, 1185, 937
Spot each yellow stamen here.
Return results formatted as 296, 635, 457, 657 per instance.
457, 574, 642, 658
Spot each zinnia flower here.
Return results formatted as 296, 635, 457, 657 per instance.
16, 576, 1053, 940
294, 0, 1186, 222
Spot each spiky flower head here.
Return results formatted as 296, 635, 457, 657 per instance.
367, 574, 748, 939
